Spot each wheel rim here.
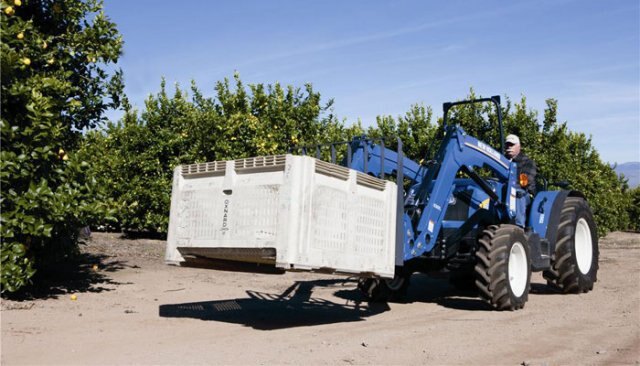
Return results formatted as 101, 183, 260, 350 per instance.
508, 242, 528, 297
575, 218, 593, 274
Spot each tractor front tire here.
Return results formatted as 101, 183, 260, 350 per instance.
358, 273, 410, 303
474, 224, 531, 310
543, 197, 599, 293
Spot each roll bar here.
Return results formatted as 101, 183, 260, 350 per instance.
442, 95, 504, 154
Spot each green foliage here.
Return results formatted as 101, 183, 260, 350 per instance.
85, 83, 633, 238
367, 103, 438, 162
627, 186, 640, 232
80, 75, 350, 234
1, 0, 122, 292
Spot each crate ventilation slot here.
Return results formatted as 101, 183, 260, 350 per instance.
315, 160, 350, 180
235, 155, 286, 172
356, 172, 387, 191
182, 161, 227, 177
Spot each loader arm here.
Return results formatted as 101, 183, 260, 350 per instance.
403, 124, 518, 260
340, 124, 519, 261
348, 138, 425, 184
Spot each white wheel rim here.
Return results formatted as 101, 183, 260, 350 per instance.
508, 242, 528, 297
575, 218, 593, 274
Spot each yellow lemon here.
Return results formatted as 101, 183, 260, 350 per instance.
21, 57, 31, 66
17, 32, 24, 40
70, 294, 77, 301
4, 6, 15, 15
14, 0, 22, 6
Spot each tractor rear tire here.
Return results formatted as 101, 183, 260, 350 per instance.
474, 224, 531, 310
543, 197, 599, 293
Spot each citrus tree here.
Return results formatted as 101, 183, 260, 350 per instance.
79, 75, 352, 234
1, 0, 123, 292
627, 186, 640, 232
85, 84, 633, 238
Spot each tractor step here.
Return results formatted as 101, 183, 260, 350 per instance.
528, 233, 551, 271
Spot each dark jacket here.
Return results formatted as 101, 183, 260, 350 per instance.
513, 152, 537, 195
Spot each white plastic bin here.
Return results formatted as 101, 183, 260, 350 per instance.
165, 154, 397, 278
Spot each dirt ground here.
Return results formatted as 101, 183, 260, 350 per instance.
2, 231, 639, 365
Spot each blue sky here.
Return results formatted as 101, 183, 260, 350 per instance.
103, 0, 639, 164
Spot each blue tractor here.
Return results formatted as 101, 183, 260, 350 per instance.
315, 96, 599, 310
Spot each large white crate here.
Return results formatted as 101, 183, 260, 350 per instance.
165, 154, 397, 278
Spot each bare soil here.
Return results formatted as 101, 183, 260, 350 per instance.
2, 231, 639, 365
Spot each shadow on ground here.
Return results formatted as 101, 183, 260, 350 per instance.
160, 278, 390, 330
399, 273, 560, 308
401, 273, 495, 311
159, 274, 507, 329
158, 272, 568, 329
3, 252, 131, 301
529, 282, 563, 295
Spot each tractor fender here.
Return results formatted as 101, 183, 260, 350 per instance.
528, 190, 584, 253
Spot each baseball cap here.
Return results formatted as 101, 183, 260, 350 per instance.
505, 134, 520, 145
